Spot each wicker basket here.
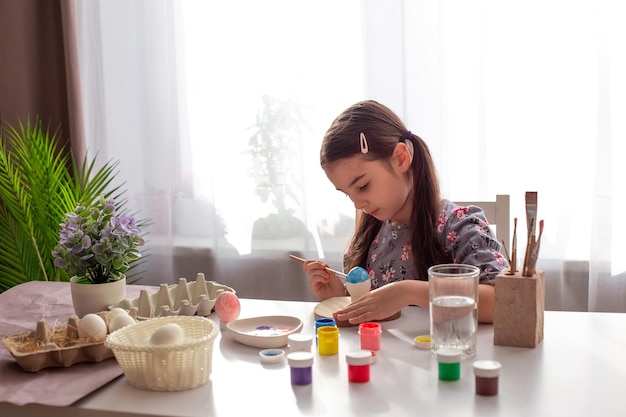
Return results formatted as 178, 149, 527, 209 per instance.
105, 316, 218, 391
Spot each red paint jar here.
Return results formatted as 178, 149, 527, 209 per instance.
359, 322, 381, 351
346, 350, 372, 383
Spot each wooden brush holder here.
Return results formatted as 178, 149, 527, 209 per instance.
493, 269, 545, 348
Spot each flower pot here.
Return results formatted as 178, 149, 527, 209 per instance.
70, 275, 127, 317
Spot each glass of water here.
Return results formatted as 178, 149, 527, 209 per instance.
428, 264, 480, 359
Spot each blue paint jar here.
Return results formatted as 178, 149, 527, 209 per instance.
315, 317, 336, 345
315, 317, 336, 331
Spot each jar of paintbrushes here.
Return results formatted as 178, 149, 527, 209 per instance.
493, 191, 545, 348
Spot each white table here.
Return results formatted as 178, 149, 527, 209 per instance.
2, 283, 626, 417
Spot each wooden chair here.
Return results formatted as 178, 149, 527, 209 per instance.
454, 194, 510, 250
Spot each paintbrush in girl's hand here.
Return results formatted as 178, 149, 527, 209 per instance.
289, 254, 347, 281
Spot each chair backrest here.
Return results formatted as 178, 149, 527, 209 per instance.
453, 194, 510, 252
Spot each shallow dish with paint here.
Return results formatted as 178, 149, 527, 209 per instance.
226, 316, 303, 348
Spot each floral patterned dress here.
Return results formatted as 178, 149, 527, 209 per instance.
366, 199, 507, 289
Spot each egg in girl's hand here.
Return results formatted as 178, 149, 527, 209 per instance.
149, 323, 185, 346
109, 312, 136, 332
346, 266, 370, 283
78, 313, 108, 341
214, 292, 240, 323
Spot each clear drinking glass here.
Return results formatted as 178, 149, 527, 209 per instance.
428, 264, 480, 359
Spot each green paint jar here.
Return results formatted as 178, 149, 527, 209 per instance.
437, 348, 462, 381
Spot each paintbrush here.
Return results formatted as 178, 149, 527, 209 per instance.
525, 191, 538, 236
525, 219, 544, 276
511, 217, 518, 273
522, 218, 535, 276
500, 239, 514, 275
522, 192, 538, 276
289, 254, 347, 281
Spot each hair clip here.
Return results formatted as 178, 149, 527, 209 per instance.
406, 130, 412, 140
360, 132, 369, 154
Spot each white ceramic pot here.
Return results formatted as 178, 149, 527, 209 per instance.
70, 275, 127, 317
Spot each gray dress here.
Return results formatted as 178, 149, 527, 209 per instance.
365, 199, 507, 288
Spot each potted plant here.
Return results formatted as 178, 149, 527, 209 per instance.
0, 117, 143, 295
52, 196, 145, 316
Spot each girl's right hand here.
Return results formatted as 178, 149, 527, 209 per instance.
303, 260, 346, 301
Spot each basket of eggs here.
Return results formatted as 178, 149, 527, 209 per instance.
105, 315, 218, 391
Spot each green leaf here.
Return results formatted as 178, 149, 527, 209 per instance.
0, 117, 144, 293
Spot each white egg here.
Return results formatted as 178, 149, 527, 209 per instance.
149, 323, 184, 346
109, 307, 128, 317
109, 313, 136, 332
78, 313, 108, 341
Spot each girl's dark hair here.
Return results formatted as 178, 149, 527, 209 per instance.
320, 100, 443, 279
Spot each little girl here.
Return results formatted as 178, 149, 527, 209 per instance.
302, 100, 507, 324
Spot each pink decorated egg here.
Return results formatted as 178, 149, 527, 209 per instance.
215, 292, 241, 323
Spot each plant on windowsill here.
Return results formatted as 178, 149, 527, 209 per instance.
52, 196, 145, 316
246, 95, 315, 252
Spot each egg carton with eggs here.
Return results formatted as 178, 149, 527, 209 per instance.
2, 309, 137, 372
110, 273, 236, 320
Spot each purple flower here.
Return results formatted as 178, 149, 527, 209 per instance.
51, 196, 145, 284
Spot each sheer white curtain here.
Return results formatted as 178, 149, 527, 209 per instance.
393, 0, 626, 312
75, 0, 363, 301
75, 0, 626, 310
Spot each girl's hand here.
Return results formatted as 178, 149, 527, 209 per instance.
303, 260, 346, 301
334, 281, 411, 324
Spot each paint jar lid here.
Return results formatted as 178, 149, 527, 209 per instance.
473, 360, 501, 378
315, 317, 336, 327
287, 351, 314, 368
358, 322, 381, 335
436, 348, 462, 363
317, 326, 339, 336
414, 335, 431, 350
346, 350, 372, 365
288, 333, 313, 350
259, 349, 285, 364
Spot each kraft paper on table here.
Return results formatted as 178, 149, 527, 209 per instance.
0, 281, 145, 406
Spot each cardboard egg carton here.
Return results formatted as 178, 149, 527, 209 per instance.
2, 313, 116, 372
110, 273, 235, 320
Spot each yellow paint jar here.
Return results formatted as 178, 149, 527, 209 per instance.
317, 326, 339, 355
